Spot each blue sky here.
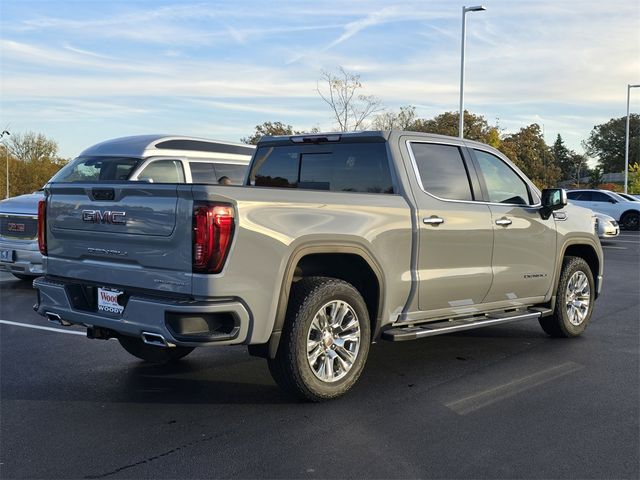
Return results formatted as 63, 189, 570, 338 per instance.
1, 0, 639, 159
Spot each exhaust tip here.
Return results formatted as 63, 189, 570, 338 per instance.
46, 312, 72, 327
141, 332, 169, 347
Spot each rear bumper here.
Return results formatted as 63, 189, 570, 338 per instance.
33, 276, 252, 347
0, 239, 43, 276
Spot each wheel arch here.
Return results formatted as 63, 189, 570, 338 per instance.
250, 243, 385, 359
555, 242, 601, 301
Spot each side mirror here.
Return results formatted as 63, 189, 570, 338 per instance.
540, 188, 567, 219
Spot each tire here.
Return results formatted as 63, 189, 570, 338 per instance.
118, 336, 194, 363
12, 273, 35, 281
620, 211, 639, 231
267, 276, 371, 402
539, 256, 594, 338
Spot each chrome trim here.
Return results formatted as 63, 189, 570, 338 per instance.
495, 218, 512, 226
0, 213, 38, 219
423, 216, 445, 225
404, 139, 542, 208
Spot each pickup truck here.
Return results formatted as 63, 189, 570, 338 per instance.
34, 131, 603, 401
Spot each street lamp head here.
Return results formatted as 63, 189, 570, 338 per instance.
1, 131, 9, 136
464, 5, 487, 12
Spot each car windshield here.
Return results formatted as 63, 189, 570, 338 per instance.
51, 156, 142, 182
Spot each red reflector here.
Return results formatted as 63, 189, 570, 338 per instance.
37, 199, 47, 255
193, 203, 235, 273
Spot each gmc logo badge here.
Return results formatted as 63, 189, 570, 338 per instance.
82, 210, 126, 225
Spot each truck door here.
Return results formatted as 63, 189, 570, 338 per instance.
406, 141, 494, 314
470, 149, 556, 302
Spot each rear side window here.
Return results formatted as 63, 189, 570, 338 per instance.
213, 163, 247, 185
137, 160, 185, 183
51, 157, 141, 182
249, 143, 394, 194
567, 191, 590, 201
189, 162, 217, 183
591, 192, 612, 202
410, 143, 473, 201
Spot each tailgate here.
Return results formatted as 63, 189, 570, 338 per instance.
45, 183, 194, 295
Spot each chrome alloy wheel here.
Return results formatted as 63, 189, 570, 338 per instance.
306, 300, 361, 383
565, 271, 591, 326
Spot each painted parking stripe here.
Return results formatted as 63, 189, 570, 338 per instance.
0, 319, 85, 336
444, 362, 584, 415
602, 246, 627, 250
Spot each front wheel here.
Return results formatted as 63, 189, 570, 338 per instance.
621, 211, 639, 231
539, 256, 594, 337
268, 277, 371, 401
118, 336, 194, 363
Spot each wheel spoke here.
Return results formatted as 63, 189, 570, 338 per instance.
308, 345, 323, 365
335, 345, 356, 364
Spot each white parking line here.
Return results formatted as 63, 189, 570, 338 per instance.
0, 319, 85, 336
606, 239, 640, 244
602, 246, 627, 250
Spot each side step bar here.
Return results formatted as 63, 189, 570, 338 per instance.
382, 308, 553, 342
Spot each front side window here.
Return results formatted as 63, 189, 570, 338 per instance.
249, 143, 393, 194
410, 143, 473, 201
591, 192, 613, 203
51, 156, 141, 182
474, 150, 532, 205
137, 160, 185, 183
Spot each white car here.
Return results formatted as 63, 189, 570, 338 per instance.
594, 212, 619, 240
566, 189, 640, 230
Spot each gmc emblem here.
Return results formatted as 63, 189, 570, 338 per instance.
82, 210, 126, 225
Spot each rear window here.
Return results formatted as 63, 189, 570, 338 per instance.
51, 157, 141, 182
248, 143, 394, 194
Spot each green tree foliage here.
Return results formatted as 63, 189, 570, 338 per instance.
584, 114, 640, 173
411, 110, 501, 148
551, 134, 588, 183
499, 124, 561, 189
241, 121, 301, 145
0, 132, 67, 198
628, 163, 640, 194
588, 166, 604, 188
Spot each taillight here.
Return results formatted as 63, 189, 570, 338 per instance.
38, 199, 47, 255
192, 203, 235, 273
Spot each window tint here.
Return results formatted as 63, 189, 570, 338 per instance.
214, 163, 247, 185
410, 143, 473, 200
189, 162, 217, 183
474, 150, 531, 205
591, 192, 613, 202
568, 191, 590, 201
137, 160, 185, 183
51, 157, 141, 182
249, 143, 393, 194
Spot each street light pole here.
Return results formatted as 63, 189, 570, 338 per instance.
459, 5, 486, 139
624, 84, 639, 194
1, 130, 9, 199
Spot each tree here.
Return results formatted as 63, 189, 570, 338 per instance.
583, 114, 640, 173
316, 66, 383, 131
371, 106, 417, 130
568, 152, 589, 186
588, 166, 604, 188
628, 163, 640, 194
241, 121, 301, 145
411, 111, 501, 148
499, 124, 561, 189
0, 132, 67, 198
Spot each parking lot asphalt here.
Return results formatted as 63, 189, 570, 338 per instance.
1, 232, 638, 479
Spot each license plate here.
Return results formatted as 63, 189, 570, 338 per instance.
97, 287, 125, 315
0, 249, 14, 262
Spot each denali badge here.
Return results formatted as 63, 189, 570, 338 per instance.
82, 210, 126, 225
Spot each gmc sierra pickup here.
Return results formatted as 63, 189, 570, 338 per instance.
34, 131, 603, 401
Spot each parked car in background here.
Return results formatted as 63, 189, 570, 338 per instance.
617, 193, 640, 203
566, 189, 640, 230
593, 212, 619, 240
0, 135, 255, 281
0, 191, 45, 280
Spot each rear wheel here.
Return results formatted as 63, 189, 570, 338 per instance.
118, 336, 194, 363
621, 211, 639, 231
539, 256, 594, 337
268, 276, 371, 401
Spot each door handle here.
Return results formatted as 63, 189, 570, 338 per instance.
495, 218, 512, 226
423, 216, 445, 225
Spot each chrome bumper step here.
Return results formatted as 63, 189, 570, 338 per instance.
382, 308, 553, 342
